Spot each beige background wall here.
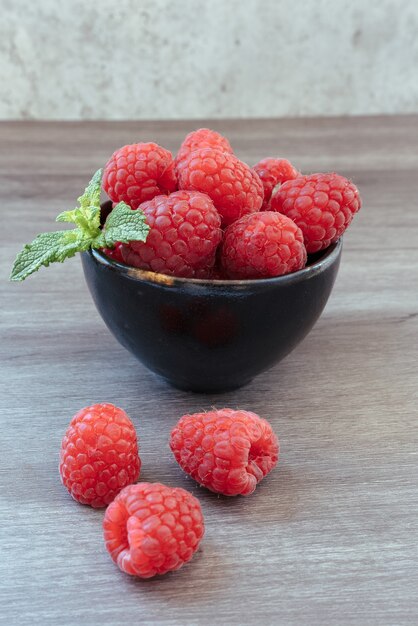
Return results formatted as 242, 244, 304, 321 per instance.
1, 0, 417, 120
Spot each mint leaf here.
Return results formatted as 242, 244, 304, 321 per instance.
55, 210, 79, 223
56, 168, 102, 236
80, 167, 103, 210
94, 202, 150, 248
10, 170, 150, 281
10, 230, 81, 281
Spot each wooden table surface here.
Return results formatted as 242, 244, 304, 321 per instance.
1, 117, 418, 626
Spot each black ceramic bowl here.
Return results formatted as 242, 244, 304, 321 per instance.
81, 237, 342, 393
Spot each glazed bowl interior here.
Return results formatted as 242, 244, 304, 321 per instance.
82, 239, 342, 392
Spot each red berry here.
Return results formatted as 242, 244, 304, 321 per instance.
102, 242, 124, 263
177, 147, 264, 226
175, 128, 233, 172
121, 190, 222, 278
103, 482, 205, 578
220, 211, 307, 279
102, 143, 177, 210
206, 266, 227, 280
59, 403, 140, 508
170, 409, 279, 496
253, 158, 299, 209
270, 172, 361, 253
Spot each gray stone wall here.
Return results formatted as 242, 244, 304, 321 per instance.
1, 0, 417, 119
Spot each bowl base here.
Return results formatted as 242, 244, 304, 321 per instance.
158, 375, 254, 394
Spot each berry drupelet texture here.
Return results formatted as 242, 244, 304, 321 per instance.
177, 147, 264, 226
102, 143, 177, 210
102, 242, 124, 263
59, 403, 141, 508
170, 409, 279, 496
103, 482, 205, 578
270, 172, 361, 253
175, 128, 233, 173
253, 158, 299, 209
121, 190, 222, 278
220, 211, 307, 279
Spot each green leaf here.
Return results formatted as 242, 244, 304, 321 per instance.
95, 202, 150, 248
10, 230, 83, 281
79, 167, 103, 211
56, 168, 103, 236
10, 169, 150, 281
55, 210, 78, 223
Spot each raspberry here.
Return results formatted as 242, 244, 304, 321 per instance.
220, 211, 307, 279
253, 158, 299, 209
121, 190, 222, 278
103, 482, 204, 578
102, 242, 124, 263
102, 143, 177, 210
170, 409, 279, 496
177, 147, 264, 226
270, 172, 361, 253
59, 403, 140, 508
206, 266, 227, 280
175, 128, 233, 172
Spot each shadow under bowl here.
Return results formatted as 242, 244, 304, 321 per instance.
81, 239, 342, 392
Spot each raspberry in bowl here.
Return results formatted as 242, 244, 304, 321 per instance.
81, 200, 342, 392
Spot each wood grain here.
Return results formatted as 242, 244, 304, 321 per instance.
1, 117, 418, 626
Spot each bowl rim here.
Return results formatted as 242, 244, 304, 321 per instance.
88, 238, 342, 289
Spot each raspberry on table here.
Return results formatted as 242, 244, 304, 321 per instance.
177, 147, 264, 226
102, 143, 177, 210
170, 409, 279, 496
59, 403, 140, 508
103, 482, 205, 578
270, 172, 361, 253
175, 128, 233, 173
253, 158, 299, 209
220, 211, 307, 279
121, 190, 222, 278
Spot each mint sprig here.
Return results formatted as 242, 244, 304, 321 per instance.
10, 169, 150, 281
